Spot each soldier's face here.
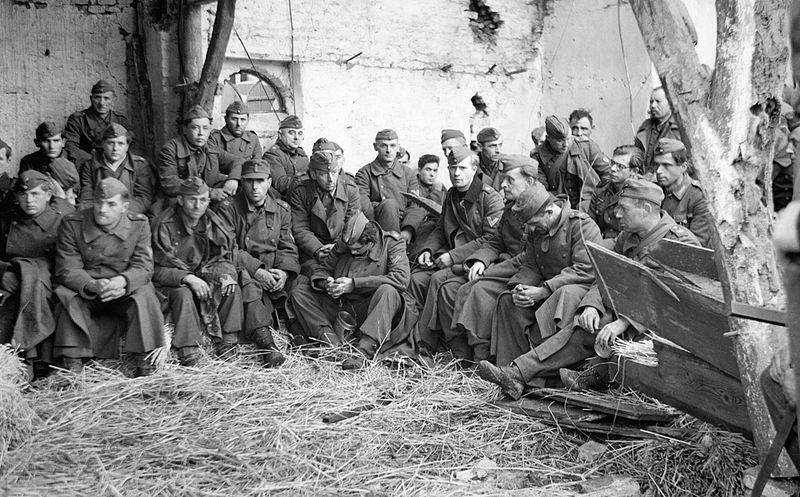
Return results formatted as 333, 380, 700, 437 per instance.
654, 153, 684, 188
448, 158, 477, 191
94, 193, 129, 227
374, 139, 399, 163
243, 177, 271, 206
500, 168, 530, 202
480, 139, 503, 162
279, 127, 304, 149
184, 118, 212, 148
225, 112, 249, 137
649, 89, 671, 121
616, 197, 649, 233
546, 135, 569, 154
526, 204, 558, 233
418, 162, 439, 187
91, 92, 114, 115
334, 149, 345, 168
102, 136, 130, 163
610, 153, 634, 184
178, 191, 210, 221
15, 185, 52, 217
310, 166, 340, 193
37, 134, 64, 159
441, 138, 463, 157
570, 117, 592, 139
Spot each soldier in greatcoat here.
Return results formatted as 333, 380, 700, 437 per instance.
63, 80, 131, 164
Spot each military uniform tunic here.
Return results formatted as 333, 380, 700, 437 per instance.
262, 139, 309, 196
0, 204, 69, 357
157, 136, 243, 202
289, 175, 361, 268
53, 209, 165, 359
19, 151, 80, 201
152, 206, 242, 347
215, 192, 299, 334
589, 181, 625, 239
634, 115, 681, 176
661, 173, 712, 247
63, 106, 130, 164
534, 137, 608, 211
79, 151, 155, 213
355, 158, 427, 234
290, 228, 415, 352
208, 126, 263, 173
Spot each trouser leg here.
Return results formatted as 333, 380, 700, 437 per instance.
374, 198, 402, 232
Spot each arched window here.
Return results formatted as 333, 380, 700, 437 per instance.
225, 69, 288, 115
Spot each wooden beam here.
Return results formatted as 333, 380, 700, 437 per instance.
493, 397, 605, 424
529, 388, 679, 424
195, 0, 236, 111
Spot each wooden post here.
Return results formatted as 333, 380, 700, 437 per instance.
195, 0, 236, 111
629, 0, 796, 476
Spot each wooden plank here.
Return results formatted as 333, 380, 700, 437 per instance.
648, 237, 718, 280
493, 397, 606, 423
610, 346, 751, 436
537, 417, 692, 440
587, 242, 739, 378
530, 388, 679, 423
729, 301, 787, 326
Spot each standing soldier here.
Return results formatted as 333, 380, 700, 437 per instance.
79, 124, 155, 214
53, 178, 165, 376
152, 177, 242, 366
20, 122, 80, 206
289, 148, 361, 274
215, 159, 300, 367
0, 171, 72, 375
63, 80, 131, 164
475, 127, 503, 190
289, 212, 415, 370
208, 101, 263, 169
263, 115, 309, 197
355, 129, 426, 243
634, 87, 681, 177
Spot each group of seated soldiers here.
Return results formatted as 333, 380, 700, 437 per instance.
0, 80, 715, 392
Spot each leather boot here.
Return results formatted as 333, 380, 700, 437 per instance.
215, 332, 239, 359
559, 365, 609, 391
476, 360, 526, 400
133, 353, 157, 377
252, 327, 285, 368
62, 357, 84, 374
341, 336, 377, 371
178, 346, 202, 367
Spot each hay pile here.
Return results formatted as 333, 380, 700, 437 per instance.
0, 345, 37, 460
0, 347, 756, 496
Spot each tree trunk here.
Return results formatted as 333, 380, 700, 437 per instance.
195, 0, 236, 110
629, 0, 795, 476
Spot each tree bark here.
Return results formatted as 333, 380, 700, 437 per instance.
630, 0, 795, 476
195, 0, 236, 111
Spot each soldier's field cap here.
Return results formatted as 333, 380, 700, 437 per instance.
91, 79, 115, 95
184, 105, 211, 122
35, 121, 60, 140
101, 123, 132, 142
620, 177, 665, 205
545, 115, 571, 140
178, 176, 209, 196
499, 154, 537, 173
375, 129, 399, 142
94, 177, 129, 200
654, 138, 686, 156
512, 182, 551, 221
342, 211, 370, 245
225, 101, 249, 115
309, 150, 339, 171
279, 115, 303, 129
441, 129, 466, 144
13, 170, 50, 193
447, 145, 473, 166
477, 127, 501, 144
312, 137, 342, 153
241, 159, 271, 179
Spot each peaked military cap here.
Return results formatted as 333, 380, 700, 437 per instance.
544, 115, 570, 140
13, 170, 50, 193
620, 177, 665, 205
447, 145, 473, 166
101, 123, 132, 143
309, 150, 339, 171
241, 159, 271, 179
178, 176, 209, 196
342, 211, 370, 245
225, 101, 249, 115
512, 182, 551, 221
183, 105, 211, 122
375, 129, 398, 141
94, 177, 129, 200
279, 115, 303, 129
91, 79, 115, 95
35, 121, 60, 141
476, 127, 501, 143
441, 129, 466, 144
654, 138, 686, 156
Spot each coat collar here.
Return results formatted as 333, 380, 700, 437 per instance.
175, 136, 206, 159
277, 138, 307, 157
368, 158, 403, 178
665, 173, 691, 200
459, 175, 484, 204
82, 209, 133, 243
243, 191, 278, 214
220, 126, 255, 143
25, 205, 60, 231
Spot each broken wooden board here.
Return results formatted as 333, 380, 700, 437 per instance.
610, 344, 751, 436
401, 191, 442, 216
529, 388, 679, 423
586, 241, 739, 379
648, 237, 718, 280
493, 397, 606, 423
537, 416, 691, 441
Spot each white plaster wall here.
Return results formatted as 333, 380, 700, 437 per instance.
209, 0, 544, 181
0, 0, 136, 174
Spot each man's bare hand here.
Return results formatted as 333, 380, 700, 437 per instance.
255, 268, 277, 289
417, 250, 434, 267
468, 261, 486, 281
184, 274, 211, 300
577, 307, 601, 332
219, 274, 237, 297
268, 268, 288, 292
99, 275, 127, 302
222, 179, 239, 197
595, 318, 628, 354
1, 271, 19, 293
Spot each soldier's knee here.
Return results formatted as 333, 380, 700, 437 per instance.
373, 284, 401, 300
